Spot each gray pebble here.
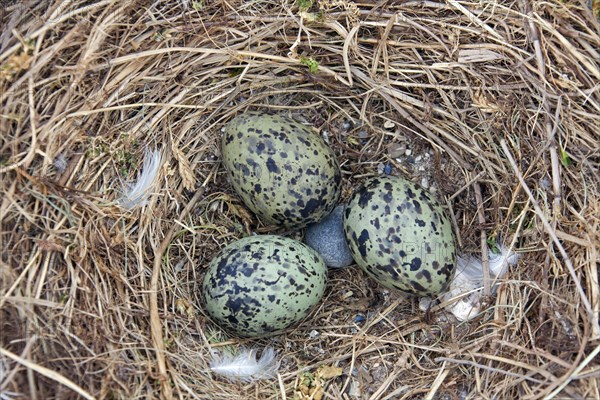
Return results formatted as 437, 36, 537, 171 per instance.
305, 205, 355, 269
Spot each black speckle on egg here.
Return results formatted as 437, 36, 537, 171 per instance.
358, 187, 376, 208
266, 157, 279, 173
357, 229, 370, 258
409, 258, 422, 271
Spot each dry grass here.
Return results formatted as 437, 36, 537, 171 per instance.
1, 1, 599, 399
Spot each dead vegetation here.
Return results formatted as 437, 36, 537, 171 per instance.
1, 0, 599, 399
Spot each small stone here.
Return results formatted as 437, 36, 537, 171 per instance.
405, 149, 412, 156
354, 314, 366, 324
383, 120, 395, 129
357, 130, 369, 139
421, 177, 429, 188
539, 177, 551, 191
174, 259, 186, 273
419, 297, 435, 311
377, 162, 393, 175
388, 143, 406, 158
309, 330, 320, 339
347, 381, 362, 398
305, 205, 355, 269
322, 130, 330, 144
383, 163, 393, 175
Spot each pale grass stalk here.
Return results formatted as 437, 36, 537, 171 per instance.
0, 348, 93, 400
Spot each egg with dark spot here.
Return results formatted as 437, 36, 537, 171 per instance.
343, 176, 456, 296
201, 235, 328, 337
221, 111, 342, 228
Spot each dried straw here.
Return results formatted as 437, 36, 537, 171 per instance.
1, 1, 598, 399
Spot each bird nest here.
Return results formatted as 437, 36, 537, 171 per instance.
1, 1, 599, 399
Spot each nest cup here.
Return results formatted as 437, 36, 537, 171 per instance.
1, 1, 599, 399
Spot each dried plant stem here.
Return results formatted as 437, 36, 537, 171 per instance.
0, 77, 36, 173
424, 361, 449, 400
589, 233, 600, 339
546, 343, 600, 399
0, 0, 115, 64
1, 1, 597, 398
278, 373, 287, 400
446, 0, 504, 40
0, 347, 94, 400
149, 188, 204, 399
435, 356, 545, 384
524, 3, 563, 227
474, 182, 491, 297
500, 140, 594, 321
536, 16, 600, 80
105, 47, 351, 85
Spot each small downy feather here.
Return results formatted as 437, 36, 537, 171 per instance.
118, 148, 162, 209
441, 244, 520, 321
210, 347, 279, 382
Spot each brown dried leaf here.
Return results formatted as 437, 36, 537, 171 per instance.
317, 365, 343, 379
175, 298, 195, 319
36, 239, 66, 253
0, 52, 32, 82
472, 90, 504, 113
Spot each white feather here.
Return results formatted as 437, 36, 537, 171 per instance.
210, 347, 279, 382
441, 244, 520, 321
118, 148, 162, 209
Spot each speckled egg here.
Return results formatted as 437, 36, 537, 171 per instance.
201, 235, 328, 337
221, 111, 342, 228
343, 176, 456, 296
